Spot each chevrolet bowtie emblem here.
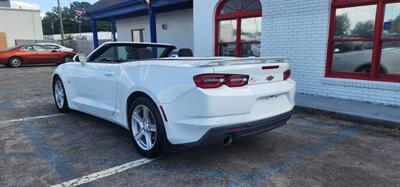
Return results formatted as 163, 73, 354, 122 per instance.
266, 76, 274, 81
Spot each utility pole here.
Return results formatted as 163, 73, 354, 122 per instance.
57, 0, 65, 45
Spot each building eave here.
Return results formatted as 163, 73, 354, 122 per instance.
87, 0, 193, 20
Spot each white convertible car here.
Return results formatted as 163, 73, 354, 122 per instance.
52, 42, 295, 158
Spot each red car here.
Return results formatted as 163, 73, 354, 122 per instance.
0, 45, 75, 68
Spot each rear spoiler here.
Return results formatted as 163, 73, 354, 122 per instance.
202, 57, 289, 67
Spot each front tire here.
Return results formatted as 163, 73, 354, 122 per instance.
63, 56, 73, 63
128, 97, 168, 158
8, 57, 23, 68
53, 77, 70, 113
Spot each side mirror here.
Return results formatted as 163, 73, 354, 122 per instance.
73, 54, 87, 65
51, 50, 58, 52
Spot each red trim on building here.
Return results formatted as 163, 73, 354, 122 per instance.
215, 0, 262, 57
326, 0, 400, 83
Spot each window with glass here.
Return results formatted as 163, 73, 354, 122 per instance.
47, 45, 61, 50
327, 0, 400, 82
21, 45, 33, 51
33, 45, 51, 52
215, 0, 262, 57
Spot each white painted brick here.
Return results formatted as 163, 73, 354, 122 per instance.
194, 0, 400, 106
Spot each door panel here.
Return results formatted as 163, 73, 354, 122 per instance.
33, 51, 60, 63
32, 45, 60, 63
20, 51, 37, 64
19, 46, 36, 63
70, 63, 120, 117
131, 29, 145, 42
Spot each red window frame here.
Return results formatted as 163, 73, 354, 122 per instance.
326, 0, 400, 83
215, 0, 262, 57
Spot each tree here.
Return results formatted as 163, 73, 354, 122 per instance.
388, 15, 400, 35
335, 13, 351, 37
42, 1, 111, 36
351, 20, 374, 38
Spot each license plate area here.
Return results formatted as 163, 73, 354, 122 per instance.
251, 94, 290, 117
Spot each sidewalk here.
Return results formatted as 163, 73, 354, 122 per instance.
295, 94, 400, 129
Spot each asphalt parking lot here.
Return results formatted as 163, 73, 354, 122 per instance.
0, 65, 399, 187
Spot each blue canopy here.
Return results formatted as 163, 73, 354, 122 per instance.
87, 0, 193, 20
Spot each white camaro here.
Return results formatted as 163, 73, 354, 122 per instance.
52, 42, 296, 158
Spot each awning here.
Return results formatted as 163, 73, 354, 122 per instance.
87, 0, 193, 20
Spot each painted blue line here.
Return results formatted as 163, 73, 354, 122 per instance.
21, 120, 81, 181
0, 152, 122, 167
238, 127, 356, 185
139, 127, 356, 186
0, 103, 22, 109
0, 152, 37, 160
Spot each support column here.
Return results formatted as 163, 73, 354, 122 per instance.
91, 19, 99, 49
148, 5, 157, 43
111, 18, 117, 42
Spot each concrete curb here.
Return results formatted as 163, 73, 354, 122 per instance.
294, 106, 400, 130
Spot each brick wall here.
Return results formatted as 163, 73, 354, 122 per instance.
193, 0, 400, 106
193, 0, 220, 57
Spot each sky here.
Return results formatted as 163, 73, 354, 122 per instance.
12, 0, 98, 13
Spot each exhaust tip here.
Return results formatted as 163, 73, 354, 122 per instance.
221, 135, 233, 146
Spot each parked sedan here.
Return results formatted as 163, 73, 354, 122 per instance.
333, 43, 400, 74
0, 45, 75, 68
53, 42, 295, 158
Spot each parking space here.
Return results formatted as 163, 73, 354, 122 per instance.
0, 66, 399, 187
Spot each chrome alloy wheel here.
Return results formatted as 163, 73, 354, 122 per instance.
10, 57, 21, 67
54, 80, 65, 108
131, 105, 157, 151
64, 56, 72, 63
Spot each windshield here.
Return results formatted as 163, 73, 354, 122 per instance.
88, 43, 176, 63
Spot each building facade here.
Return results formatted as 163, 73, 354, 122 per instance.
117, 8, 193, 49
88, 0, 400, 106
0, 0, 10, 8
0, 0, 43, 49
194, 0, 400, 106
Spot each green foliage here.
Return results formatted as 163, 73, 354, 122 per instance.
335, 13, 351, 37
387, 15, 400, 34
351, 20, 374, 38
42, 1, 111, 35
65, 34, 74, 41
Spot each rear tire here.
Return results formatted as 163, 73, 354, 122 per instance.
128, 97, 168, 158
53, 77, 70, 113
8, 57, 22, 68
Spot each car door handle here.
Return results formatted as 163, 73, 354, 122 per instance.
104, 72, 115, 77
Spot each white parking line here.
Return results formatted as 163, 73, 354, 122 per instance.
0, 113, 65, 124
51, 158, 156, 187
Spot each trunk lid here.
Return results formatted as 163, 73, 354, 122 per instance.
209, 58, 290, 84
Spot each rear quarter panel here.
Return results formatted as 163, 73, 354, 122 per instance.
115, 62, 215, 127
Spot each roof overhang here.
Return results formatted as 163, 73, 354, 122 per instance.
87, 0, 193, 21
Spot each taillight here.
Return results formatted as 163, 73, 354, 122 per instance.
193, 74, 225, 89
284, 69, 291, 80
193, 74, 249, 89
226, 74, 249, 87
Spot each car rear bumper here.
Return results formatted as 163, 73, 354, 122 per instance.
162, 79, 296, 145
184, 110, 292, 146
